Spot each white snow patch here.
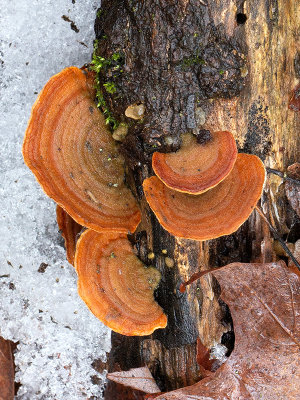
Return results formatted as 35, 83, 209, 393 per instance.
0, 1, 111, 399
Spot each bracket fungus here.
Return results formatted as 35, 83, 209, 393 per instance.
152, 131, 237, 194
74, 229, 167, 336
56, 206, 83, 266
144, 153, 266, 241
23, 66, 141, 234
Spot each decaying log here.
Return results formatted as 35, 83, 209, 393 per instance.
93, 0, 300, 396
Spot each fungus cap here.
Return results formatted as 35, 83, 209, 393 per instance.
23, 67, 141, 233
144, 153, 265, 241
56, 206, 82, 266
74, 229, 167, 336
152, 131, 237, 194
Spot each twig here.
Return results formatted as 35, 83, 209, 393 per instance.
180, 207, 300, 291
266, 168, 300, 185
255, 206, 300, 271
179, 265, 225, 293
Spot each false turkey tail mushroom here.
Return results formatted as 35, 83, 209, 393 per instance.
56, 206, 83, 266
152, 131, 237, 194
74, 229, 167, 336
22, 66, 141, 234
144, 153, 266, 240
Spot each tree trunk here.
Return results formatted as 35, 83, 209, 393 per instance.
93, 0, 300, 397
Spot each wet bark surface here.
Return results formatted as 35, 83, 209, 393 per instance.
95, 0, 246, 154
93, 0, 300, 397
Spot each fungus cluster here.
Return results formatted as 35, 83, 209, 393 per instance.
22, 67, 166, 336
144, 132, 266, 240
23, 65, 266, 336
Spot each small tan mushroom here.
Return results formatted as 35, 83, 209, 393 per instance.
125, 104, 145, 120
112, 123, 129, 142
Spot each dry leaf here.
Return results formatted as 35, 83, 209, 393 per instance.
289, 240, 300, 268
285, 163, 300, 217
196, 338, 214, 376
154, 261, 300, 399
0, 337, 14, 400
144, 394, 163, 399
105, 382, 145, 400
107, 366, 160, 394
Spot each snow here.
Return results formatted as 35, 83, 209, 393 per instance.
0, 1, 111, 398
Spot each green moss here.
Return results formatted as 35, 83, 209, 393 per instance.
103, 81, 117, 94
90, 42, 124, 129
181, 53, 205, 69
111, 52, 122, 62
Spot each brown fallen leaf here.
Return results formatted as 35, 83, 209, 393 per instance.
105, 381, 146, 400
288, 83, 300, 112
144, 394, 163, 399
154, 261, 300, 399
285, 163, 300, 217
0, 337, 14, 400
196, 338, 214, 377
289, 240, 300, 269
107, 366, 160, 394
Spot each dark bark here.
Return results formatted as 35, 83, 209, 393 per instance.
95, 0, 246, 155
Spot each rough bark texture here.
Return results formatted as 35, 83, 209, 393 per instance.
93, 0, 300, 397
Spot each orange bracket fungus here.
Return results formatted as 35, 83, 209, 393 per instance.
144, 153, 266, 241
56, 206, 83, 266
23, 67, 141, 233
152, 131, 237, 194
74, 229, 167, 336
